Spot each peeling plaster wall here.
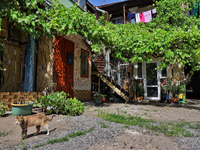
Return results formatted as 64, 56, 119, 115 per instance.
63, 34, 91, 100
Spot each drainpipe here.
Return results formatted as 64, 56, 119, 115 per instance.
95, 7, 109, 22
123, 5, 126, 24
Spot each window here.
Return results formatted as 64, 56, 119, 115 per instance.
137, 62, 142, 78
160, 60, 167, 78
73, 0, 85, 10
111, 17, 123, 24
81, 49, 89, 77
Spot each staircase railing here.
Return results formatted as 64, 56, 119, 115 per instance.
92, 56, 135, 101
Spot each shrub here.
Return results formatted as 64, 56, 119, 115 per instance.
65, 97, 84, 116
0, 101, 6, 116
39, 91, 84, 116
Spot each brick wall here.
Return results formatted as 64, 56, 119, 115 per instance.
0, 92, 42, 110
74, 90, 91, 101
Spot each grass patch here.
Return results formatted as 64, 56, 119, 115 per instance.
94, 109, 98, 111
0, 131, 13, 137
47, 136, 69, 144
34, 143, 45, 148
144, 109, 149, 111
143, 112, 147, 115
33, 127, 94, 148
152, 110, 158, 112
98, 111, 200, 137
124, 104, 129, 107
99, 122, 109, 128
123, 125, 129, 128
68, 127, 94, 138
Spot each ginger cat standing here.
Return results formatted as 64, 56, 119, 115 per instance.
15, 114, 55, 139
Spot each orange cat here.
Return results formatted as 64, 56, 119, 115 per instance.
15, 114, 55, 139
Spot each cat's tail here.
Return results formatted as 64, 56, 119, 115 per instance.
47, 115, 55, 122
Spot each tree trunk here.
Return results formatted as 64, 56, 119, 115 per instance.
182, 72, 193, 84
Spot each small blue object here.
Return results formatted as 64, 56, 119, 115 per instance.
67, 53, 73, 65
166, 94, 169, 100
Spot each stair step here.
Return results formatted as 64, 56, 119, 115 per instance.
94, 72, 129, 102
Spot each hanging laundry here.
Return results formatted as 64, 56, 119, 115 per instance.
187, 11, 190, 17
152, 8, 156, 14
199, 3, 200, 15
139, 13, 145, 23
152, 8, 157, 18
143, 10, 152, 22
136, 13, 140, 22
127, 13, 135, 20
131, 18, 136, 24
191, 8, 195, 15
194, 3, 199, 16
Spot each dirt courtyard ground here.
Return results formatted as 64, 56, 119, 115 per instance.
1, 102, 200, 149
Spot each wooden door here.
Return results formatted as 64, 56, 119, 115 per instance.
53, 36, 74, 98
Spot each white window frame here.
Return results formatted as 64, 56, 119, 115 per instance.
134, 62, 143, 79
72, 0, 86, 11
111, 16, 123, 24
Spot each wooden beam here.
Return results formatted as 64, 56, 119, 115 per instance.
95, 72, 129, 101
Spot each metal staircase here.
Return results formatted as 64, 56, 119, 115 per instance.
92, 55, 135, 102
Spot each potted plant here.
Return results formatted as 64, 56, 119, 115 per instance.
161, 76, 183, 102
170, 83, 180, 102
11, 92, 34, 116
178, 84, 186, 103
92, 93, 104, 105
101, 95, 107, 103
135, 83, 144, 100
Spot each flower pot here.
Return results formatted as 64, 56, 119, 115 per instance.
11, 101, 34, 116
170, 98, 179, 102
93, 97, 102, 105
101, 97, 106, 103
136, 97, 143, 101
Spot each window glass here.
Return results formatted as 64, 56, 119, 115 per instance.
111, 17, 123, 24
74, 0, 78, 3
137, 62, 142, 78
117, 18, 123, 24
79, 0, 85, 9
161, 61, 167, 77
112, 20, 116, 24
81, 50, 88, 77
161, 68, 167, 77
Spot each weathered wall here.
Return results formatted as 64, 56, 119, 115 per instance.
36, 36, 53, 92
0, 19, 22, 92
0, 19, 53, 92
63, 34, 91, 101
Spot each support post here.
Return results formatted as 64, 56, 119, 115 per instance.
118, 60, 120, 86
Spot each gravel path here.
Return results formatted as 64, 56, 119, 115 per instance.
2, 101, 200, 150
11, 115, 200, 150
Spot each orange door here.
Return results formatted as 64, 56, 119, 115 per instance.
53, 36, 74, 97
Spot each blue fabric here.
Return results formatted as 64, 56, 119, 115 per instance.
28, 35, 35, 92
24, 34, 35, 92
127, 13, 135, 20
191, 8, 195, 15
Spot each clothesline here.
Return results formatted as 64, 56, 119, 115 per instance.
127, 8, 157, 23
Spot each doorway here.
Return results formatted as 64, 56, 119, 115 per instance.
53, 36, 74, 98
143, 61, 161, 100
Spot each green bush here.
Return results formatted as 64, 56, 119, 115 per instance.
0, 101, 6, 116
65, 97, 84, 116
39, 91, 84, 116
